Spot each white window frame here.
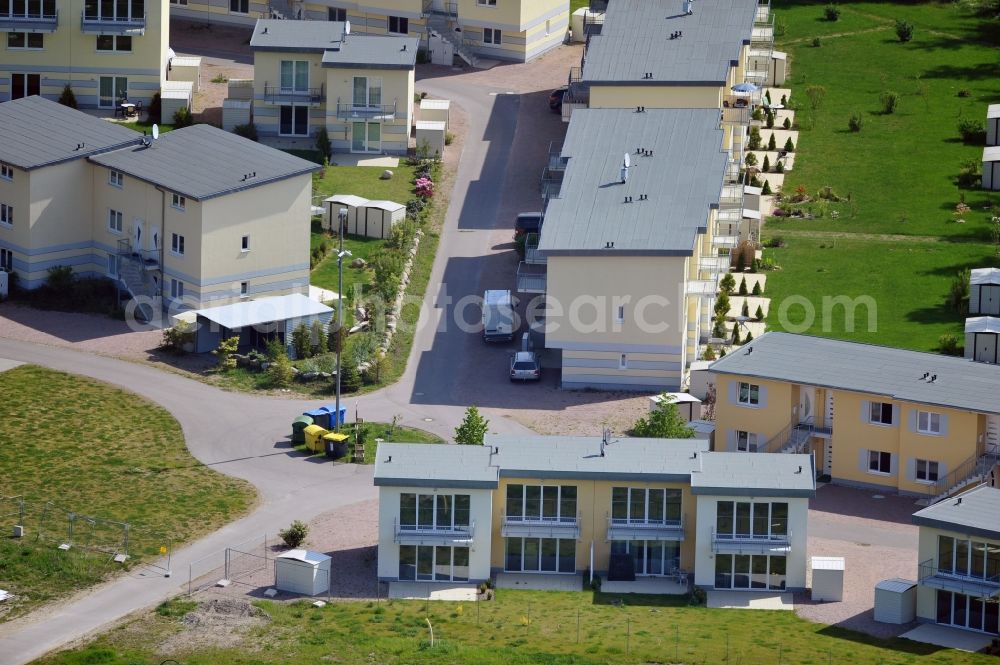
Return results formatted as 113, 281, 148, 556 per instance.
107, 208, 122, 233
109, 169, 123, 187
616, 305, 625, 324
477, 0, 497, 5
387, 15, 408, 34
869, 401, 894, 426
0, 163, 12, 181
171, 193, 185, 211
736, 430, 759, 452
483, 27, 501, 45
229, 0, 249, 14
915, 459, 939, 483
0, 247, 13, 272
171, 232, 185, 256
170, 0, 188, 5
917, 410, 941, 435
170, 278, 184, 299
0, 203, 12, 227
7, 32, 44, 50
241, 234, 250, 252
737, 381, 760, 406
327, 7, 345, 20
868, 450, 892, 475
240, 281, 248, 297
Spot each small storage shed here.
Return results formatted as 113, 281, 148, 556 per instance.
419, 98, 451, 129
970, 267, 1000, 316
323, 194, 367, 233
303, 404, 347, 430
160, 80, 193, 120
352, 200, 405, 239
415, 120, 446, 159
222, 99, 252, 132
169, 55, 202, 92
965, 316, 1000, 365
569, 7, 588, 43
983, 146, 1000, 191
303, 424, 329, 453
648, 392, 702, 422
769, 51, 788, 86
988, 104, 1000, 147
227, 78, 254, 100
873, 578, 917, 624
275, 549, 332, 596
810, 556, 845, 602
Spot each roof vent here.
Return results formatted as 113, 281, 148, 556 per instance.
386, 455, 392, 463
402, 43, 407, 51
795, 465, 802, 474
956, 497, 962, 505
930, 374, 937, 383
263, 26, 268, 34
605, 241, 615, 249
921, 372, 929, 380
745, 346, 753, 355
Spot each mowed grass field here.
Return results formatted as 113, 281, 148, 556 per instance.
38, 591, 994, 665
0, 366, 256, 620
761, 0, 1000, 350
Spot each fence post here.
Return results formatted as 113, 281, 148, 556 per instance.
576, 607, 580, 643
675, 625, 679, 661
626, 616, 630, 656
188, 562, 193, 596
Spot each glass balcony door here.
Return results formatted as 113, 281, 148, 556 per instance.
279, 60, 308, 93
98, 76, 127, 108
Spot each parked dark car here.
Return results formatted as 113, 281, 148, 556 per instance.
549, 86, 567, 112
514, 212, 542, 239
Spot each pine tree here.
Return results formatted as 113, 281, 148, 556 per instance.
714, 290, 731, 322
311, 320, 327, 356
629, 394, 695, 438
719, 272, 736, 294
741, 301, 750, 317
455, 406, 489, 445
761, 180, 773, 195
768, 133, 777, 151
783, 117, 791, 129
267, 349, 294, 388
752, 281, 763, 296
738, 278, 748, 296
732, 326, 743, 345
339, 358, 362, 393
745, 331, 754, 343
784, 137, 795, 152
762, 155, 771, 173
292, 323, 311, 359
755, 304, 765, 320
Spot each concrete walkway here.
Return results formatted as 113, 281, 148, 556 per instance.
495, 573, 582, 592
901, 623, 994, 652
388, 582, 478, 601
707, 590, 795, 610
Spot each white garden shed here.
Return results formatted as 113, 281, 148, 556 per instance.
983, 146, 1000, 191
160, 80, 193, 121
965, 316, 1000, 365
324, 195, 405, 239
222, 99, 251, 132
415, 120, 446, 158
810, 556, 844, 602
323, 194, 367, 233
988, 104, 1000, 146
970, 267, 1000, 316
873, 578, 916, 624
275, 549, 332, 596
169, 55, 202, 92
420, 98, 451, 129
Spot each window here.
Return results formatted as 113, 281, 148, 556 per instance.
619, 353, 627, 369
10, 73, 40, 100
916, 459, 940, 483
938, 535, 1000, 582
96, 35, 132, 52
109, 169, 123, 187
279, 105, 309, 136
107, 253, 118, 277
399, 493, 471, 531
240, 281, 248, 297
736, 430, 758, 452
0, 248, 13, 272
328, 7, 345, 20
84, 0, 144, 21
715, 501, 787, 539
241, 235, 250, 252
868, 450, 892, 474
8, 33, 44, 49
107, 209, 122, 233
504, 537, 575, 573
279, 60, 309, 92
0, 203, 12, 227
918, 411, 941, 435
611, 487, 681, 525
170, 0, 187, 5
171, 193, 185, 210
0, 163, 12, 181
229, 0, 248, 13
171, 233, 185, 255
170, 278, 184, 299
505, 484, 577, 523
387, 15, 408, 34
737, 381, 760, 406
616, 305, 625, 323
483, 27, 501, 45
352, 76, 382, 108
398, 545, 469, 581
869, 401, 893, 425
477, 0, 497, 5
98, 75, 127, 108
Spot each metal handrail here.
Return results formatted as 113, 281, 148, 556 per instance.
0, 10, 57, 20
931, 450, 1000, 500
608, 516, 683, 529
919, 558, 1000, 594
264, 83, 324, 103
395, 517, 475, 539
81, 10, 145, 25
334, 99, 398, 120
712, 526, 791, 544
502, 511, 579, 526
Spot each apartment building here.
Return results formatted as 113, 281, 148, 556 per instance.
911, 486, 1000, 637
0, 0, 169, 107
0, 96, 319, 315
374, 435, 814, 592
249, 19, 415, 152
710, 332, 1000, 501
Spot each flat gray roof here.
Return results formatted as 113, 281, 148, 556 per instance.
912, 486, 1000, 540
373, 443, 498, 489
88, 124, 320, 201
583, 0, 757, 85
322, 35, 418, 70
709, 332, 1000, 416
250, 19, 345, 52
0, 96, 139, 170
538, 108, 727, 255
690, 452, 816, 497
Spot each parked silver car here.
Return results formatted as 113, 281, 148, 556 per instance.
509, 351, 541, 381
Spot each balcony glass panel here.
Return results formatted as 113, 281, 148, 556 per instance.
506, 484, 523, 519
454, 495, 470, 528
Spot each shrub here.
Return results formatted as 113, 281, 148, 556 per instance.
761, 180, 773, 195
958, 117, 987, 144
805, 85, 827, 111
292, 322, 312, 359
744, 152, 758, 167
147, 93, 161, 124
338, 358, 362, 393
279, 520, 309, 548
765, 90, 772, 105
162, 321, 194, 352
880, 90, 900, 114
732, 326, 742, 345
172, 106, 194, 128
46, 265, 74, 291
824, 3, 840, 20
895, 19, 913, 42
745, 331, 754, 343
782, 117, 791, 129
784, 137, 795, 152
267, 349, 294, 388
752, 280, 763, 295
755, 304, 765, 320
741, 300, 749, 317
751, 108, 763, 122
762, 155, 770, 173
747, 126, 762, 150
210, 74, 229, 84
946, 269, 971, 313
311, 320, 328, 356
774, 161, 784, 174
957, 89, 972, 98
719, 272, 736, 294
213, 335, 239, 370
629, 394, 695, 438
848, 112, 864, 132
445, 132, 454, 146
812, 37, 822, 48
765, 109, 775, 129
780, 94, 787, 106
958, 159, 982, 189
714, 290, 731, 322
58, 84, 78, 109
738, 278, 748, 296
455, 406, 489, 445
315, 126, 331, 159
938, 334, 962, 356
232, 123, 258, 141
768, 133, 777, 151
702, 345, 717, 360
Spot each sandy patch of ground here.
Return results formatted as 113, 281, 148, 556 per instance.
157, 598, 270, 654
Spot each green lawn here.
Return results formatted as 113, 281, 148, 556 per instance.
311, 163, 419, 203
0, 366, 255, 621
38, 590, 994, 665
119, 120, 175, 135
760, 0, 1000, 350
310, 234, 385, 301
292, 421, 443, 464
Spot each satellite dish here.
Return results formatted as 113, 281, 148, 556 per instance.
623, 152, 630, 169
152, 124, 159, 140
345, 20, 351, 35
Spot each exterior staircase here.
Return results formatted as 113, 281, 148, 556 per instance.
930, 451, 1000, 504
117, 248, 161, 323
761, 419, 814, 454
426, 5, 479, 68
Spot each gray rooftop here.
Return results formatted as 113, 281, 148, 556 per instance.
88, 124, 320, 201
690, 452, 816, 497
971, 267, 1000, 286
709, 332, 1000, 416
322, 35, 418, 70
373, 443, 498, 489
249, 19, 345, 52
538, 108, 727, 255
912, 486, 1000, 540
0, 96, 139, 170
583, 0, 758, 85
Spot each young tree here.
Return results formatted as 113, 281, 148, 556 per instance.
741, 300, 750, 317
761, 180, 773, 195
279, 520, 309, 548
751, 281, 763, 296
745, 331, 754, 343
755, 304, 765, 320
765, 109, 775, 129
339, 358, 362, 393
738, 277, 748, 295
782, 117, 791, 130
784, 137, 795, 152
629, 394, 695, 438
267, 348, 294, 388
719, 272, 737, 294
762, 155, 771, 173
292, 323, 312, 359
714, 290, 731, 323
455, 406, 489, 445
58, 84, 78, 109
311, 320, 327, 356
732, 325, 743, 345
315, 127, 332, 159
767, 133, 777, 151
702, 345, 717, 361
213, 335, 239, 370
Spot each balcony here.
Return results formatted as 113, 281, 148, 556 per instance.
720, 184, 744, 209
541, 166, 564, 202
394, 519, 475, 546
547, 141, 567, 171
686, 279, 719, 297
0, 9, 58, 32
700, 256, 731, 274
263, 83, 324, 106
524, 233, 546, 265
517, 262, 547, 294
721, 106, 750, 126
712, 234, 740, 249
712, 528, 792, 555
918, 559, 1000, 599
80, 11, 145, 34
607, 517, 685, 542
502, 513, 580, 539
335, 100, 397, 121
755, 0, 770, 23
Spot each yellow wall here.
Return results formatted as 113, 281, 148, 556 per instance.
714, 374, 794, 451
914, 525, 1000, 622
456, 0, 567, 61
589, 85, 722, 110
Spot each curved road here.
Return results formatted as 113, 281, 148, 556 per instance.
0, 72, 539, 664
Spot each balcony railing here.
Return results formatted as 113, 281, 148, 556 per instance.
548, 141, 567, 171
524, 233, 546, 265
608, 516, 685, 541
335, 100, 398, 121
720, 184, 744, 209
502, 513, 580, 538
918, 558, 1000, 599
516, 261, 547, 294
721, 106, 750, 126
117, 239, 159, 269
394, 518, 475, 544
712, 527, 791, 553
0, 9, 58, 31
541, 166, 564, 202
263, 83, 324, 105
80, 11, 145, 33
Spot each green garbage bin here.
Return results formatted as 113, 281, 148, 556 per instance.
292, 415, 314, 444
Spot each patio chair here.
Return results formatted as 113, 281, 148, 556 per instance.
135, 100, 144, 113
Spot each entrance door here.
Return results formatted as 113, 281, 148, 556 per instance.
99, 76, 128, 108
351, 121, 381, 153
279, 105, 308, 136
798, 387, 814, 425
132, 219, 143, 254
974, 333, 998, 364
982, 284, 1000, 315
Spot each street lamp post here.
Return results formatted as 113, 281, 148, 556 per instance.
334, 248, 352, 433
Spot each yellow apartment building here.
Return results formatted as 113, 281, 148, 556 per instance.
710, 332, 1000, 500
0, 0, 169, 107
911, 486, 1000, 637
0, 96, 319, 318
375, 435, 815, 594
249, 19, 415, 152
